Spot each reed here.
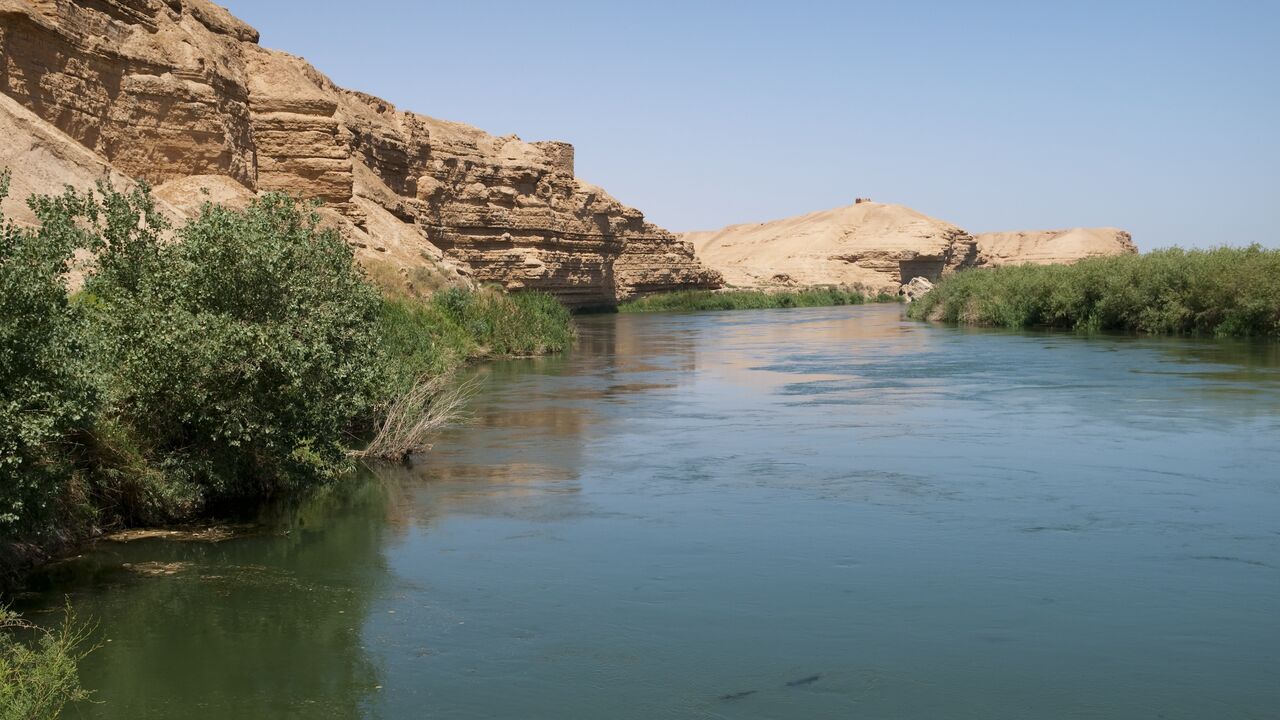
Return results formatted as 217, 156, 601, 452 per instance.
909, 246, 1280, 337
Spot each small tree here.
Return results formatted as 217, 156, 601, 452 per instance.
85, 192, 385, 503
0, 173, 99, 539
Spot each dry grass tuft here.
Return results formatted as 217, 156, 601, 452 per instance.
354, 375, 479, 462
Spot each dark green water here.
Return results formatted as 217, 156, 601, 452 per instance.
22, 305, 1280, 719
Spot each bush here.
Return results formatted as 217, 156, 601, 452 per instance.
0, 174, 575, 582
378, 296, 475, 392
908, 246, 1280, 336
0, 604, 93, 720
617, 287, 890, 313
0, 173, 99, 540
379, 287, 574, 394
433, 286, 575, 356
83, 192, 385, 505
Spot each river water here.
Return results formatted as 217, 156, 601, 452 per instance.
22, 305, 1280, 719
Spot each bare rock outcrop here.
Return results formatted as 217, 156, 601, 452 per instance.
684, 202, 980, 295
0, 0, 719, 305
975, 228, 1137, 267
0, 90, 135, 224
686, 200, 1137, 293
899, 276, 934, 303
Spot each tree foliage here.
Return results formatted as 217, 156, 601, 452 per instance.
0, 172, 99, 537
83, 193, 385, 503
1, 174, 574, 551
2, 179, 389, 538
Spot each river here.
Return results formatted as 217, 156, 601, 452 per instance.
22, 304, 1280, 718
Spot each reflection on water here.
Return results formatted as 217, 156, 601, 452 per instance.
22, 481, 392, 719
24, 305, 1280, 719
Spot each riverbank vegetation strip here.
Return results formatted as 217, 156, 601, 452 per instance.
617, 287, 898, 313
908, 246, 1280, 337
0, 171, 572, 570
2, 172, 573, 709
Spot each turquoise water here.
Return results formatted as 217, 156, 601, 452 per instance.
25, 305, 1280, 718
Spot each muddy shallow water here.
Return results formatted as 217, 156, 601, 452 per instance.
25, 304, 1280, 718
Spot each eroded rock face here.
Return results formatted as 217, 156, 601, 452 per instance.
899, 276, 934, 303
0, 0, 257, 186
0, 90, 138, 225
685, 201, 1136, 293
975, 228, 1137, 267
684, 202, 981, 295
0, 0, 719, 305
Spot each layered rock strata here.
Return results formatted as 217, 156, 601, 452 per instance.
0, 0, 719, 305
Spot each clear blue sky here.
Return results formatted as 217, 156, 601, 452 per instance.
220, 0, 1279, 250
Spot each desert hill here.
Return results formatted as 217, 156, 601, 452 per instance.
975, 228, 1137, 267
685, 202, 980, 293
686, 201, 1135, 293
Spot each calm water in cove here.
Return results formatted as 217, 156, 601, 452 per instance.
23, 305, 1280, 719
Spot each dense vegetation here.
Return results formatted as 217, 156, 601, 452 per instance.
909, 247, 1280, 337
1, 173, 574, 711
0, 182, 387, 541
0, 174, 573, 550
380, 287, 573, 393
617, 287, 897, 313
0, 175, 100, 543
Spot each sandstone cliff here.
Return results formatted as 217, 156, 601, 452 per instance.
685, 202, 1136, 292
974, 228, 1137, 267
684, 202, 981, 294
0, 0, 719, 305
0, 90, 138, 225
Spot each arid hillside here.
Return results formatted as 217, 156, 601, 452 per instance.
0, 0, 720, 305
686, 200, 1135, 293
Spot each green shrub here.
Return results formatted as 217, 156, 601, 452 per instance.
0, 604, 93, 720
379, 287, 574, 394
0, 173, 576, 578
617, 287, 890, 313
378, 295, 475, 392
446, 288, 575, 357
908, 246, 1280, 337
0, 173, 99, 540
83, 192, 385, 505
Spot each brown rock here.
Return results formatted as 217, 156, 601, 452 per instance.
0, 90, 135, 224
0, 0, 719, 306
685, 202, 980, 295
687, 200, 1138, 293
975, 228, 1137, 267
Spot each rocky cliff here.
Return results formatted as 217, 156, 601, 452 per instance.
0, 0, 720, 305
685, 202, 982, 294
685, 202, 1136, 293
974, 228, 1137, 267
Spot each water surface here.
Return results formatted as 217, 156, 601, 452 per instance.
26, 305, 1280, 718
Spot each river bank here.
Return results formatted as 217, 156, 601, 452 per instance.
17, 305, 1280, 719
0, 178, 575, 592
616, 287, 899, 313
909, 245, 1280, 336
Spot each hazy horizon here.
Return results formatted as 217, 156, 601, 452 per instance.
220, 0, 1279, 251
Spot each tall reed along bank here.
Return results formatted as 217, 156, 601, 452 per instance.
909, 246, 1280, 337
616, 288, 898, 314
